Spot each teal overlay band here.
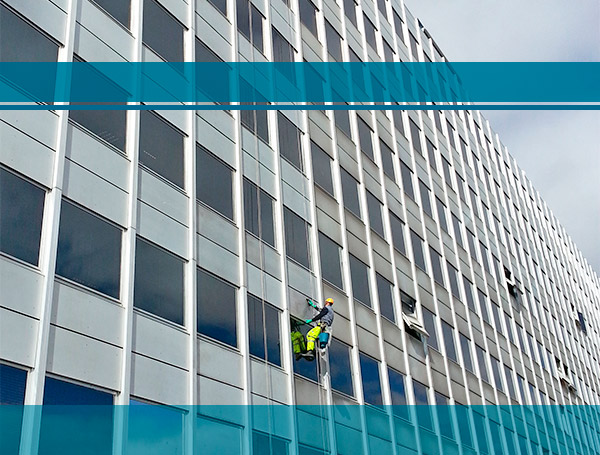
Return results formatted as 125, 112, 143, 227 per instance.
2, 405, 599, 454
1, 62, 599, 104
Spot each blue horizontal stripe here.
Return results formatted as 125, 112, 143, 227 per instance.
0, 62, 599, 104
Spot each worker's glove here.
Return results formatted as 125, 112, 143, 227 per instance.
308, 300, 318, 308
305, 319, 312, 324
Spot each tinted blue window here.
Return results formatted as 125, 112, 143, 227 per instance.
134, 238, 184, 324
197, 145, 234, 219
197, 268, 237, 347
359, 353, 382, 407
253, 431, 289, 455
0, 168, 45, 266
248, 295, 281, 366
434, 392, 454, 439
388, 368, 408, 420
196, 417, 243, 454
128, 400, 184, 455
349, 255, 371, 307
455, 404, 473, 447
412, 380, 432, 430
142, 0, 184, 62
319, 232, 343, 289
284, 207, 310, 269
292, 318, 318, 382
93, 0, 130, 27
40, 377, 113, 455
376, 274, 395, 322
56, 200, 122, 298
0, 364, 27, 455
329, 339, 353, 396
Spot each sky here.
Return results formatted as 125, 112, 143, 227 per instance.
404, 0, 600, 274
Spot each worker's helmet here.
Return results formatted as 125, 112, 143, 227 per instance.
325, 298, 334, 305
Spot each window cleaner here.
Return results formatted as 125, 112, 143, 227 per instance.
290, 320, 307, 360
302, 298, 334, 361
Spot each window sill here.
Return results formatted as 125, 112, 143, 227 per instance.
245, 229, 277, 252
197, 333, 240, 353
0, 251, 42, 275
68, 119, 128, 159
139, 164, 187, 195
89, 0, 133, 35
249, 354, 283, 371
197, 199, 236, 227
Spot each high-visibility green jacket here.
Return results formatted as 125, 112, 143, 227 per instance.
291, 330, 306, 354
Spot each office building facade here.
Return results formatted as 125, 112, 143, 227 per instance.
1, 0, 599, 454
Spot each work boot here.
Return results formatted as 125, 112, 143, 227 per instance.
302, 351, 315, 361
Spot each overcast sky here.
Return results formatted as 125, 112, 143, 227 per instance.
404, 0, 600, 274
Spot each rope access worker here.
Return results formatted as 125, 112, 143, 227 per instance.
303, 298, 334, 361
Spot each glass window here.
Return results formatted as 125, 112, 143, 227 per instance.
455, 403, 473, 447
392, 108, 405, 137
240, 98, 269, 143
93, 0, 130, 26
0, 364, 27, 455
319, 232, 343, 289
442, 320, 457, 362
478, 289, 490, 324
134, 237, 184, 325
0, 5, 59, 62
392, 10, 404, 44
237, 0, 264, 52
379, 140, 395, 179
419, 180, 432, 217
330, 339, 353, 396
69, 57, 127, 151
56, 200, 122, 298
389, 213, 406, 255
399, 161, 414, 200
426, 139, 438, 173
388, 368, 408, 419
0, 167, 45, 266
244, 178, 275, 247
400, 290, 416, 314
349, 254, 371, 307
299, 0, 318, 37
462, 276, 476, 312
363, 15, 377, 50
311, 142, 334, 195
41, 377, 113, 454
325, 21, 342, 61
143, 0, 184, 61
357, 117, 374, 161
376, 274, 395, 322
139, 111, 185, 188
197, 268, 237, 347
128, 400, 184, 454
460, 333, 473, 372
504, 365, 516, 399
292, 317, 318, 381
408, 32, 419, 59
412, 380, 432, 430
195, 39, 229, 104
435, 392, 454, 439
466, 228, 478, 261
284, 207, 310, 269
207, 0, 227, 15
409, 120, 422, 155
476, 345, 489, 383
490, 356, 504, 392
197, 145, 234, 219
422, 308, 438, 350
252, 431, 289, 455
491, 302, 503, 334
359, 353, 383, 406
278, 112, 303, 170
429, 247, 444, 286
272, 28, 295, 83
446, 262, 460, 299
343, 0, 357, 27
248, 295, 281, 366
334, 101, 352, 138
340, 169, 361, 218
410, 230, 426, 271
452, 213, 463, 247
366, 191, 384, 237
441, 156, 453, 187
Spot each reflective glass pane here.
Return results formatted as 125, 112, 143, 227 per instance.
312, 142, 334, 195
197, 417, 242, 454
248, 295, 281, 366
429, 247, 444, 286
330, 339, 353, 396
399, 161, 414, 200
359, 353, 382, 406
357, 117, 374, 161
366, 191, 384, 237
128, 401, 184, 455
139, 111, 185, 188
319, 232, 343, 289
197, 268, 237, 347
389, 213, 406, 254
376, 274, 394, 322
442, 321, 457, 362
325, 21, 342, 61
0, 168, 45, 265
410, 230, 426, 271
299, 0, 318, 36
197, 145, 234, 219
278, 113, 302, 170
460, 333, 473, 372
349, 255, 371, 307
0, 364, 27, 455
134, 238, 184, 325
379, 140, 395, 179
56, 201, 122, 298
422, 308, 438, 350
341, 169, 361, 217
284, 207, 310, 268
412, 380, 432, 429
388, 368, 408, 419
143, 0, 184, 62
94, 0, 130, 27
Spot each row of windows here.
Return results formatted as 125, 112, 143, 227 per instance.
0, 160, 588, 384
4, 357, 590, 455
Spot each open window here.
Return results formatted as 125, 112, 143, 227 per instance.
400, 291, 428, 340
